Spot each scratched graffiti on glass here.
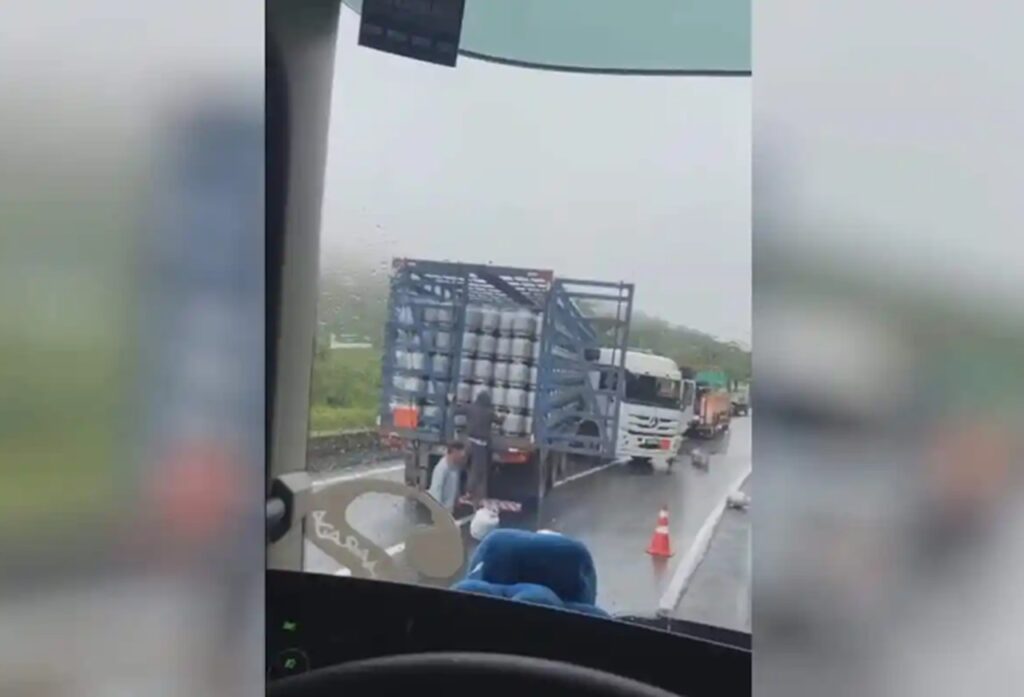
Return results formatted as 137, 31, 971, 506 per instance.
307, 478, 465, 582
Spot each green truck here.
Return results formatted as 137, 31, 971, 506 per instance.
695, 370, 729, 389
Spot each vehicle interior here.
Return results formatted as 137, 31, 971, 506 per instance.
266, 1, 751, 694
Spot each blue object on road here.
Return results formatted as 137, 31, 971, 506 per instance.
452, 529, 609, 618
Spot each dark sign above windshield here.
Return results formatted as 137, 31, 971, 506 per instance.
359, 0, 466, 67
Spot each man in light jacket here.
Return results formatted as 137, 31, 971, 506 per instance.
427, 442, 468, 512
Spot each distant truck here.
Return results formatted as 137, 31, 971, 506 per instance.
378, 259, 636, 520
592, 349, 689, 471
730, 383, 750, 416
687, 383, 732, 438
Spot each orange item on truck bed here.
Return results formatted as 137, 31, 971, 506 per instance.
392, 405, 419, 429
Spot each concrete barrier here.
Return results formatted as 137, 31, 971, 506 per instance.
307, 428, 379, 459
306, 428, 410, 474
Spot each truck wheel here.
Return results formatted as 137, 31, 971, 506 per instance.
403, 452, 419, 488
572, 421, 599, 453
543, 451, 565, 493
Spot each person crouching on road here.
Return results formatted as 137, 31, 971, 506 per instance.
428, 441, 468, 513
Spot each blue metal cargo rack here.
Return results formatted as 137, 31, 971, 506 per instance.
379, 258, 633, 462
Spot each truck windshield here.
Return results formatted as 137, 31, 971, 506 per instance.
292, 1, 751, 641
625, 372, 681, 410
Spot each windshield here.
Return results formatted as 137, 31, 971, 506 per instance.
293, 3, 751, 638
625, 372, 681, 410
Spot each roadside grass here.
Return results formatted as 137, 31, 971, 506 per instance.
309, 404, 377, 435
308, 346, 381, 435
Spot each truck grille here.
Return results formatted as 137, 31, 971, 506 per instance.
626, 414, 679, 435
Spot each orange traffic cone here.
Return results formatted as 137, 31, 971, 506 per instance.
646, 506, 673, 557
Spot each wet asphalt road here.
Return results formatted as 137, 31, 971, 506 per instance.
537, 418, 751, 616
672, 476, 752, 631
305, 417, 752, 618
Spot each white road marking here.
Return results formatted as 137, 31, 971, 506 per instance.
311, 462, 404, 492
553, 458, 626, 487
657, 466, 752, 616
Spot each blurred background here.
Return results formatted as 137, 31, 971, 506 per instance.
4, 0, 1024, 695
0, 2, 262, 696
755, 1, 1024, 695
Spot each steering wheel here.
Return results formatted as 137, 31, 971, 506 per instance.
268, 652, 679, 697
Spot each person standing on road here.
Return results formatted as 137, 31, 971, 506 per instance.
459, 390, 502, 507
427, 442, 468, 513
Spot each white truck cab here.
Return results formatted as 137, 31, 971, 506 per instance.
594, 349, 685, 470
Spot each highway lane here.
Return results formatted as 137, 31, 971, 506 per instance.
671, 475, 752, 632
303, 417, 752, 619
534, 418, 751, 616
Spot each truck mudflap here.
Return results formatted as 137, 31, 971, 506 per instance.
484, 451, 550, 525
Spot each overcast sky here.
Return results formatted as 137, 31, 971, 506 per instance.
322, 7, 751, 344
